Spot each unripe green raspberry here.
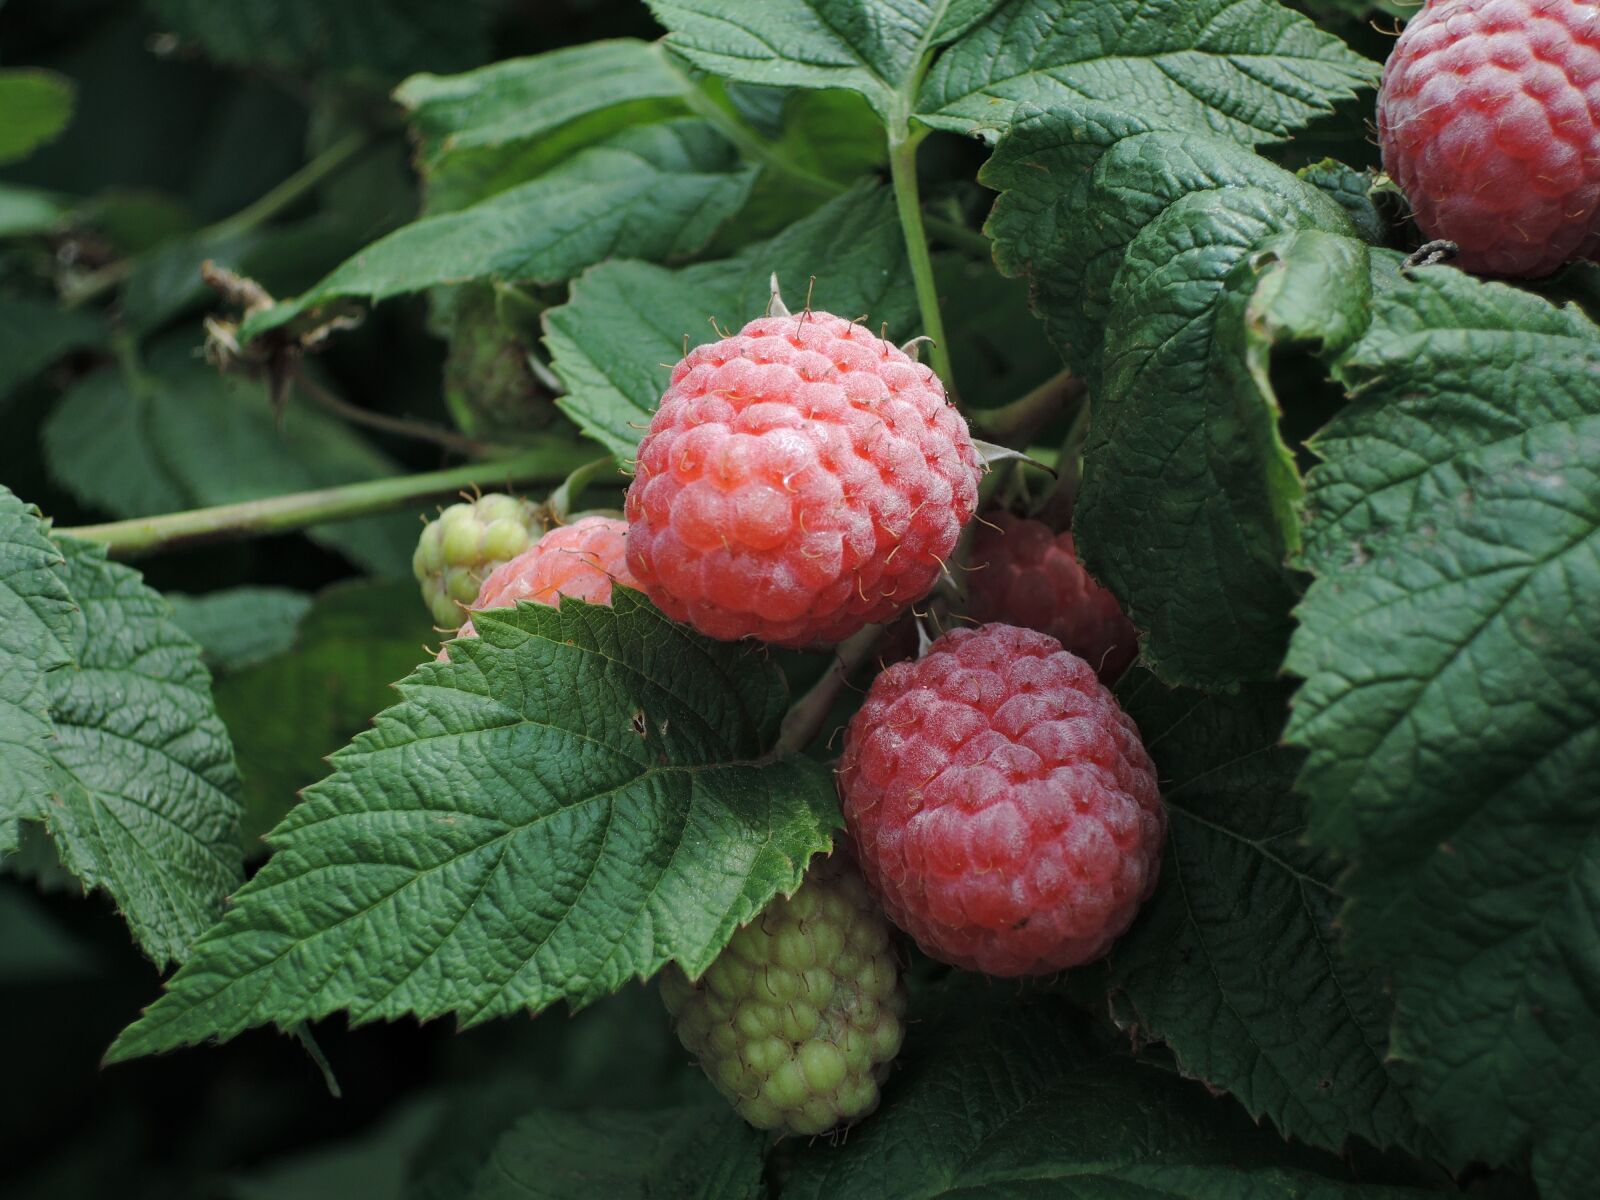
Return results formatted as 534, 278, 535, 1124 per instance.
412, 493, 542, 628
443, 285, 555, 438
660, 853, 906, 1138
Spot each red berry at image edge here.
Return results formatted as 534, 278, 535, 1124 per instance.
442, 515, 634, 657
624, 312, 984, 648
968, 511, 1139, 685
838, 624, 1165, 977
1377, 0, 1600, 277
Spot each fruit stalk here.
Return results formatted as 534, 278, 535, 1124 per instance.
887, 128, 958, 395
774, 623, 889, 756
58, 442, 597, 559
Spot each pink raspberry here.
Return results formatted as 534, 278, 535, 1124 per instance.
1377, 0, 1600, 277
837, 624, 1165, 977
624, 312, 983, 648
444, 515, 634, 655
967, 511, 1139, 684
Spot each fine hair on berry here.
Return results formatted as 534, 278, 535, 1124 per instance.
967, 511, 1139, 684
441, 515, 634, 657
1377, 0, 1600, 277
838, 623, 1165, 977
624, 311, 984, 648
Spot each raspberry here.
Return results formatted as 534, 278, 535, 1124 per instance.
967, 511, 1139, 684
659, 853, 906, 1137
1377, 0, 1600, 277
413, 493, 542, 628
837, 624, 1165, 977
450, 515, 634, 646
624, 312, 984, 648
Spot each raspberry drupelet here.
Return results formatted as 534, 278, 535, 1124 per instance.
968, 511, 1139, 684
1378, 0, 1600, 277
838, 623, 1165, 977
624, 312, 984, 648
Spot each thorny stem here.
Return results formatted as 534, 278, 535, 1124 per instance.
775, 624, 889, 756
62, 131, 374, 309
57, 442, 599, 559
291, 368, 507, 458
888, 128, 958, 399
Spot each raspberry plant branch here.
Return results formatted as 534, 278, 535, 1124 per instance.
888, 128, 957, 397
61, 130, 377, 309
774, 622, 889, 757
971, 368, 1083, 445
56, 441, 599, 558
290, 366, 510, 458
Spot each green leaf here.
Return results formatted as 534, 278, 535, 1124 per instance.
0, 294, 107, 407
397, 40, 696, 213
1287, 269, 1600, 1200
0, 183, 69, 237
0, 488, 77, 854
106, 591, 839, 1062
1298, 159, 1384, 246
1106, 672, 1430, 1157
42, 344, 418, 577
147, 0, 493, 82
242, 121, 758, 341
919, 0, 1379, 144
544, 182, 917, 458
467, 1103, 764, 1200
211, 579, 435, 851
0, 69, 75, 165
649, 0, 1000, 124
784, 989, 1432, 1198
41, 537, 242, 968
986, 109, 1368, 687
165, 587, 313, 675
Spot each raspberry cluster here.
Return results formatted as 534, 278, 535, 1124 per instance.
1378, 0, 1600, 277
838, 624, 1165, 977
968, 511, 1138, 684
660, 853, 906, 1137
624, 312, 983, 647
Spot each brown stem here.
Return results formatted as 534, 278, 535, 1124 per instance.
292, 369, 506, 458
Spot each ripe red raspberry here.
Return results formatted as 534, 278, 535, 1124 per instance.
967, 511, 1139, 684
1377, 0, 1600, 277
624, 312, 983, 648
446, 515, 634, 653
837, 624, 1164, 977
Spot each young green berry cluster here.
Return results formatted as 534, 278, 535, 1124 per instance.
411, 493, 542, 628
659, 853, 906, 1138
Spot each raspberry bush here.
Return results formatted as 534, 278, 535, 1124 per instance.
2, 2, 1594, 1198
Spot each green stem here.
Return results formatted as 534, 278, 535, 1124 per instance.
57, 442, 598, 559
774, 623, 888, 756
203, 130, 371, 243
888, 128, 958, 398
924, 214, 990, 257
62, 131, 373, 309
971, 368, 1082, 445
